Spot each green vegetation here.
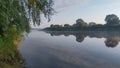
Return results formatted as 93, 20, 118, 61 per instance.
44, 14, 120, 31
0, 0, 54, 67
0, 0, 54, 34
105, 14, 120, 26
0, 31, 24, 68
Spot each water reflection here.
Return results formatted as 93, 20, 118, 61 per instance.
75, 34, 86, 43
105, 37, 119, 48
19, 30, 120, 68
45, 31, 120, 48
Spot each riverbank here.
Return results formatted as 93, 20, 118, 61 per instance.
0, 32, 24, 68
43, 25, 120, 31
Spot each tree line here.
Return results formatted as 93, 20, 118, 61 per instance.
45, 14, 120, 31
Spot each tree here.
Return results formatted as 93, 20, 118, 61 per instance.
26, 0, 54, 25
89, 22, 96, 26
50, 24, 54, 28
76, 19, 84, 25
105, 14, 120, 26
50, 24, 62, 28
0, 1, 54, 67
73, 19, 87, 27
64, 24, 70, 28
0, 0, 54, 35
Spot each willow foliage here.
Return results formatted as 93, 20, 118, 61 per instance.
0, 0, 54, 67
0, 0, 54, 34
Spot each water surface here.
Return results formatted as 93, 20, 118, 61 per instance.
19, 30, 120, 68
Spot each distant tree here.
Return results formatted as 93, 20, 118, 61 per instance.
53, 25, 62, 28
76, 19, 84, 25
83, 22, 88, 27
76, 19, 84, 23
64, 24, 70, 28
73, 19, 87, 27
89, 22, 96, 26
50, 24, 54, 28
105, 14, 120, 26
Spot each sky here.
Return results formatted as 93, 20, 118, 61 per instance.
33, 0, 120, 28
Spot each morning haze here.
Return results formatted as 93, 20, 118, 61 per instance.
38, 0, 120, 28
1, 0, 120, 68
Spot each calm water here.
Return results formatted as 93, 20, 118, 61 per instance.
19, 30, 120, 68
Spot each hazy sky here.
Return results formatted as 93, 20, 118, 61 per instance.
34, 0, 120, 28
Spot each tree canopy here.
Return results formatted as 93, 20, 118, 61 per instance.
44, 14, 120, 31
76, 19, 85, 25
105, 14, 120, 26
0, 0, 54, 35
1, 1, 54, 66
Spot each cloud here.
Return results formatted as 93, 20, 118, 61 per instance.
54, 0, 90, 12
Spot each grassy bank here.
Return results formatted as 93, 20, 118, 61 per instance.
0, 28, 25, 68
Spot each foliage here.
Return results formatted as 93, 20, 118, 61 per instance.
89, 22, 96, 26
64, 24, 71, 28
105, 14, 120, 26
26, 0, 54, 25
0, 33, 24, 68
0, 0, 54, 67
73, 19, 87, 27
0, 0, 54, 34
44, 14, 120, 31
50, 24, 62, 28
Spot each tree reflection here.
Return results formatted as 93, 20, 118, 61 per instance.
105, 37, 119, 48
75, 35, 85, 43
45, 31, 120, 48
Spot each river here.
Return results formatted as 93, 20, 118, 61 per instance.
19, 30, 120, 68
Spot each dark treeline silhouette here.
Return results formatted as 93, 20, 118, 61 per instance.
45, 31, 120, 48
44, 14, 120, 31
